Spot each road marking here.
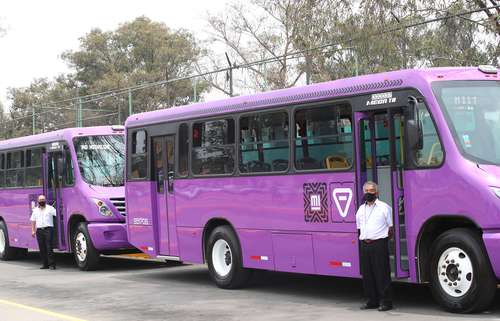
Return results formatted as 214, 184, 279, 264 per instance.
0, 299, 87, 321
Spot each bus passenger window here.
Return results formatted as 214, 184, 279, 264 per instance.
131, 130, 148, 179
192, 119, 235, 175
295, 104, 353, 170
414, 104, 443, 167
6, 151, 24, 187
64, 147, 75, 186
240, 111, 289, 173
0, 154, 4, 188
25, 148, 43, 187
178, 124, 189, 177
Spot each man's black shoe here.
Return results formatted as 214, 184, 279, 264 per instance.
378, 304, 393, 312
49, 266, 56, 270
40, 266, 49, 269
360, 303, 379, 310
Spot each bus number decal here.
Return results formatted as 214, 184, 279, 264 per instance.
303, 183, 329, 223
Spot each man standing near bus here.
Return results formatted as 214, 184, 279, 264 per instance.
31, 195, 57, 270
356, 181, 393, 311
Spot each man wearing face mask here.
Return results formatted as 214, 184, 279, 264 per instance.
30, 195, 57, 270
356, 181, 393, 311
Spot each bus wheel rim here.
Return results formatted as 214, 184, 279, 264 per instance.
75, 232, 88, 262
437, 246, 473, 297
212, 239, 232, 277
0, 229, 5, 254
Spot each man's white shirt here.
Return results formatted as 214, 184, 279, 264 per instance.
355, 199, 393, 240
30, 205, 57, 228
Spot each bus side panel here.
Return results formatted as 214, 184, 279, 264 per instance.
0, 188, 40, 250
126, 181, 157, 256
313, 232, 360, 277
238, 229, 275, 270
174, 172, 359, 276
177, 227, 204, 263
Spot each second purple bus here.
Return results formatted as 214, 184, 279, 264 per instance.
125, 66, 500, 313
0, 126, 130, 270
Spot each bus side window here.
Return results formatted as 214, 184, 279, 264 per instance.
64, 146, 75, 186
239, 111, 289, 173
131, 130, 148, 179
192, 118, 235, 175
25, 148, 43, 187
6, 151, 24, 187
294, 104, 353, 171
178, 123, 189, 177
0, 154, 4, 188
414, 103, 444, 167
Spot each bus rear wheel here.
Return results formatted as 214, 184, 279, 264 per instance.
430, 228, 496, 313
73, 223, 100, 271
0, 220, 20, 261
206, 226, 251, 289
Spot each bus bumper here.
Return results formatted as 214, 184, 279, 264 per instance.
87, 222, 132, 251
483, 232, 500, 279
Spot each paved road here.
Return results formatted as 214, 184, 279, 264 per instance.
0, 252, 499, 321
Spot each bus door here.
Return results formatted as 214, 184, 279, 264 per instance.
43, 147, 66, 249
355, 108, 409, 279
151, 135, 178, 256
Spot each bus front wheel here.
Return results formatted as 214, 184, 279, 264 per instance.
430, 228, 496, 313
206, 226, 251, 289
73, 223, 100, 271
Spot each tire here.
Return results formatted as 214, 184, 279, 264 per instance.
0, 221, 17, 260
206, 226, 252, 289
430, 228, 496, 313
73, 223, 100, 271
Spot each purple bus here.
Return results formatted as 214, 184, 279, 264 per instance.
125, 66, 500, 313
0, 126, 130, 270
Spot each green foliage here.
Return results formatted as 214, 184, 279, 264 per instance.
6, 16, 208, 138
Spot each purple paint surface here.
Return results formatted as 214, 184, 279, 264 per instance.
125, 67, 500, 282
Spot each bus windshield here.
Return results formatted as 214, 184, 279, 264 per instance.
74, 135, 125, 187
433, 81, 500, 165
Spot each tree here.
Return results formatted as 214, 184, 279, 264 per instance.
62, 16, 208, 113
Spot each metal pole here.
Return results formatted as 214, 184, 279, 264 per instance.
32, 107, 35, 134
128, 89, 133, 116
118, 106, 122, 124
193, 78, 198, 103
78, 98, 83, 127
225, 52, 233, 97
353, 49, 359, 76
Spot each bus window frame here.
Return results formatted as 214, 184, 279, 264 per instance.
292, 101, 355, 174
237, 108, 291, 176
177, 122, 190, 178
25, 146, 45, 188
190, 115, 237, 178
127, 128, 150, 181
5, 149, 25, 189
0, 153, 4, 188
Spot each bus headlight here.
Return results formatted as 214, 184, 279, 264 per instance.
92, 198, 113, 217
490, 187, 500, 199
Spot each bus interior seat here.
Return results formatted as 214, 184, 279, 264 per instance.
272, 159, 289, 172
325, 155, 350, 169
297, 157, 320, 170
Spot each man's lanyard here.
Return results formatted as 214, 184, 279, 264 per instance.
364, 202, 376, 224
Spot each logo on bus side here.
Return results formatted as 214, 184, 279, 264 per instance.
303, 183, 329, 223
332, 188, 353, 218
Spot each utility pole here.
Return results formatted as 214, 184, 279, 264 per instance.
193, 78, 198, 103
128, 89, 133, 116
78, 98, 83, 127
225, 52, 234, 97
32, 107, 35, 134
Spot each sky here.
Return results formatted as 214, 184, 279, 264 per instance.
0, 0, 228, 109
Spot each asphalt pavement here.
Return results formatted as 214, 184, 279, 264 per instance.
0, 252, 499, 321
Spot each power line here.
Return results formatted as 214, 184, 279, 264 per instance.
6, 3, 500, 121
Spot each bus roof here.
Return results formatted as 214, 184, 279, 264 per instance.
125, 66, 498, 128
0, 126, 124, 151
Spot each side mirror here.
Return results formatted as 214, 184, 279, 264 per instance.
56, 158, 64, 183
407, 96, 424, 150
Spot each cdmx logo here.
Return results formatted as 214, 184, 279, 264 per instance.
303, 182, 328, 223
